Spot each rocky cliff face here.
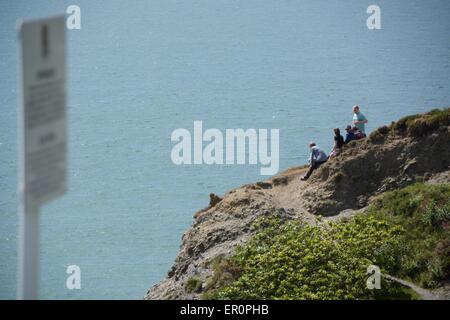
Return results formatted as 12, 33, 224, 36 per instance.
145, 108, 450, 300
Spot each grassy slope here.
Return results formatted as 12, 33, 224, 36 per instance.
199, 183, 450, 300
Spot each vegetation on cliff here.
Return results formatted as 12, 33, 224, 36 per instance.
202, 183, 450, 300
146, 108, 450, 300
368, 183, 450, 288
390, 108, 450, 137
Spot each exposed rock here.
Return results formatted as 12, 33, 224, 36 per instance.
145, 109, 450, 300
301, 124, 450, 215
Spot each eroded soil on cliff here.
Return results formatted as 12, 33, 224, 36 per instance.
146, 112, 450, 300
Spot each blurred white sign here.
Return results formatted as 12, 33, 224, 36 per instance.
19, 16, 67, 208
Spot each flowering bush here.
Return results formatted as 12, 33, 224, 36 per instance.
204, 183, 449, 299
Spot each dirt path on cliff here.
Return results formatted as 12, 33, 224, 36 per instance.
384, 274, 442, 300
265, 167, 318, 224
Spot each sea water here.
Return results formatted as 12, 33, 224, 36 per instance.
1, 0, 449, 299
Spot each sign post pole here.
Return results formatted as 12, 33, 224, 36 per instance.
18, 205, 39, 300
17, 15, 67, 300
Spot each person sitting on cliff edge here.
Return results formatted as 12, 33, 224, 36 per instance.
301, 142, 328, 181
344, 125, 355, 144
329, 128, 344, 159
352, 126, 367, 140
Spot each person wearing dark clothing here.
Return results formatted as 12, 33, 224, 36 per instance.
301, 142, 328, 181
344, 125, 355, 144
329, 128, 344, 159
352, 126, 367, 140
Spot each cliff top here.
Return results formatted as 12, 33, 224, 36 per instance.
146, 107, 450, 300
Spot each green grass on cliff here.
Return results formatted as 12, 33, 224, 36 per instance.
367, 183, 450, 288
369, 107, 450, 143
391, 107, 450, 137
202, 183, 450, 300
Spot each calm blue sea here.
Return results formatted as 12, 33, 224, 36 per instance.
1, 0, 449, 299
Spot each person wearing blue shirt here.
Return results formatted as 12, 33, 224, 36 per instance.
352, 105, 368, 133
344, 125, 355, 144
301, 142, 328, 181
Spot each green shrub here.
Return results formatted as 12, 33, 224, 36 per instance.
205, 183, 449, 299
434, 239, 450, 281
367, 183, 450, 287
422, 199, 450, 228
391, 108, 450, 137
206, 216, 407, 300
204, 257, 241, 292
392, 114, 420, 132
185, 276, 203, 293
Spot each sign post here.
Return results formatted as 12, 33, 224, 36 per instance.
17, 16, 67, 300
